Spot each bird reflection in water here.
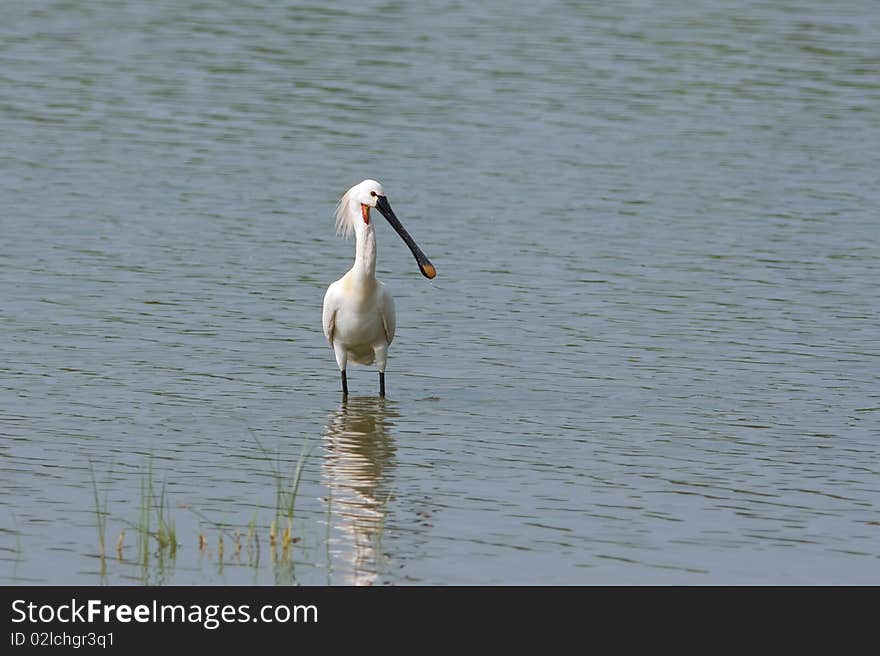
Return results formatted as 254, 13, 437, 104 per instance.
322, 396, 397, 585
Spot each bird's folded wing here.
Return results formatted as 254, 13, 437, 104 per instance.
322, 286, 338, 345
380, 286, 396, 345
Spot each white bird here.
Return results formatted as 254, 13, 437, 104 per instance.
322, 179, 435, 397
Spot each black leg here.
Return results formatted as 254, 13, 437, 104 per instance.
379, 371, 385, 397
341, 370, 348, 396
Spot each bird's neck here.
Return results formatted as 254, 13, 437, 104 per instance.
352, 223, 377, 280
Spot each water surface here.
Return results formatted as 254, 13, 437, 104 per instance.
1, 0, 878, 584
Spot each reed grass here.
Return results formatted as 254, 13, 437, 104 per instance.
8, 513, 23, 581
81, 439, 338, 582
152, 479, 177, 556
87, 460, 109, 561
251, 433, 313, 562
246, 511, 259, 568
137, 460, 151, 564
276, 441, 310, 539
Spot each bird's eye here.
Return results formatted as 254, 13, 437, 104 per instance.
370, 191, 377, 197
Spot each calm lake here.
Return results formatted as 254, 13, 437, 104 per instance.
1, 0, 878, 584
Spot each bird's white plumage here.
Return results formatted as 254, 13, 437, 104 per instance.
321, 275, 395, 368
322, 180, 396, 374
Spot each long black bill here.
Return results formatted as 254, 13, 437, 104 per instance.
375, 195, 436, 279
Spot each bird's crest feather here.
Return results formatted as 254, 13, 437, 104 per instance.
334, 187, 356, 239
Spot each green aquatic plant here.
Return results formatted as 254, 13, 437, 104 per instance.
6, 513, 24, 582
137, 460, 152, 565
246, 510, 260, 568
79, 443, 337, 584
153, 478, 177, 556
279, 442, 310, 545
251, 432, 313, 549
87, 460, 109, 562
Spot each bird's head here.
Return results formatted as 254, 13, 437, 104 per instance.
355, 179, 385, 210
335, 179, 384, 235
334, 179, 436, 280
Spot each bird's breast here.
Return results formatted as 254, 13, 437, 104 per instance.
334, 275, 386, 346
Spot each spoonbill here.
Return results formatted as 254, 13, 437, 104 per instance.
322, 179, 435, 397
